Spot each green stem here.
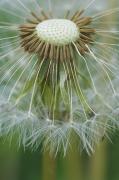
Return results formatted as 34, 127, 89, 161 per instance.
89, 141, 107, 180
42, 152, 56, 180
63, 135, 83, 180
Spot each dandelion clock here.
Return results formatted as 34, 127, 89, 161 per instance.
0, 0, 119, 155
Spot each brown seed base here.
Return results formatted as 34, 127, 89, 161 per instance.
19, 9, 95, 61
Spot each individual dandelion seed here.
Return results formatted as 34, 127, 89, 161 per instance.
0, 0, 119, 155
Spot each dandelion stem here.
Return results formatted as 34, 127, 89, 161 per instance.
89, 141, 107, 180
63, 135, 82, 180
42, 152, 56, 180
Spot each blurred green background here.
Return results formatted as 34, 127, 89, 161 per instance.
0, 132, 119, 180
0, 0, 119, 180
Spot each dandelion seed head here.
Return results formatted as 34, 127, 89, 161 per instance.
0, 0, 119, 155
